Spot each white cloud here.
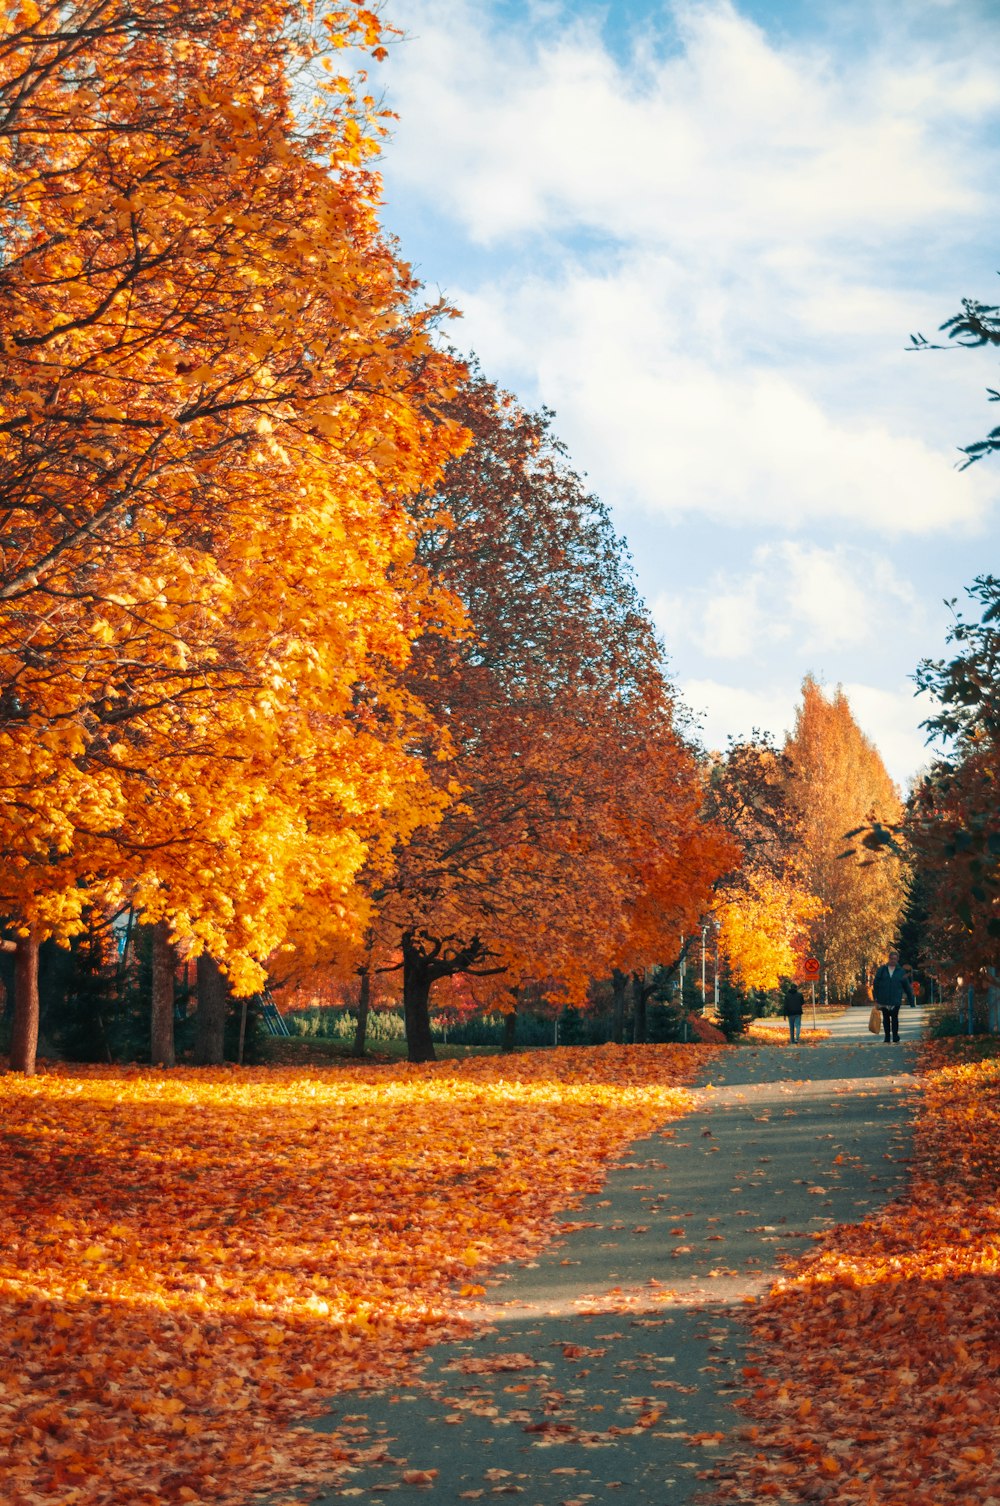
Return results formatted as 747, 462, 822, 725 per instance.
653, 542, 922, 661
456, 265, 995, 533
376, 0, 1000, 773
680, 674, 932, 788
383, 0, 998, 250
699, 578, 767, 660
382, 1, 1000, 536
679, 676, 795, 751
445, 242, 1000, 542
554, 327, 995, 534
840, 680, 937, 792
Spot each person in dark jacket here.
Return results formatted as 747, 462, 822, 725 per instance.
782, 982, 805, 1042
871, 948, 915, 1041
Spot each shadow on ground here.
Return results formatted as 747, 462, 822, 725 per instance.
298, 1014, 926, 1505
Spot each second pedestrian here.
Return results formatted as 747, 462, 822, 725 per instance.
783, 981, 806, 1043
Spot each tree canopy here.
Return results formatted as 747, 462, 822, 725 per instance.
704, 736, 821, 992
911, 291, 1000, 467
784, 677, 904, 997
0, 0, 466, 1070
365, 370, 733, 1059
906, 575, 1000, 973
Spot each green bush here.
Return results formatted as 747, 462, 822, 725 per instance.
755, 988, 783, 1018
929, 994, 992, 1038
286, 1007, 407, 1042
713, 977, 755, 1040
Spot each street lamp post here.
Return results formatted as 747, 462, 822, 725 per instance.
714, 924, 720, 1012
701, 925, 707, 1012
700, 920, 719, 1015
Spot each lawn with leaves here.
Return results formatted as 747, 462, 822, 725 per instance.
0, 1044, 715, 1506
715, 1038, 1000, 1504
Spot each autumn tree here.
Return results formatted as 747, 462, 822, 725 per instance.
366, 370, 727, 1061
838, 579, 1000, 994
0, 1, 465, 1071
705, 737, 798, 878
905, 576, 1000, 978
714, 876, 822, 996
705, 736, 822, 993
910, 289, 1000, 467
604, 728, 738, 1043
783, 677, 905, 999
897, 292, 1000, 988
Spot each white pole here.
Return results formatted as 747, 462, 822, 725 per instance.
713, 927, 719, 1011
701, 926, 707, 1011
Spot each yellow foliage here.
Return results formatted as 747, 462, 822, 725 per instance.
716, 873, 825, 991
0, 1, 467, 984
784, 678, 905, 994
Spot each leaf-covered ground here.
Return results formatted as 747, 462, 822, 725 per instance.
714, 1038, 1000, 1504
0, 1044, 716, 1506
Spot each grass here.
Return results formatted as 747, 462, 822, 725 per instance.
257, 1035, 504, 1067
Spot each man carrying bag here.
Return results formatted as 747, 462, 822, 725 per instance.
872, 948, 915, 1042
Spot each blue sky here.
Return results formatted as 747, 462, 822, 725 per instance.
370, 0, 1000, 787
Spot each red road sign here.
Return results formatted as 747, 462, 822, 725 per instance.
803, 957, 820, 978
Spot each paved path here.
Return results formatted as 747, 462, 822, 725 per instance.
302, 1007, 927, 1505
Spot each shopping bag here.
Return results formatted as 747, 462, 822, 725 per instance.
868, 1005, 881, 1034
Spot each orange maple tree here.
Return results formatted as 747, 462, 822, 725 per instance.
704, 738, 823, 992
0, 2, 466, 1069
359, 370, 732, 1060
907, 577, 1000, 983
604, 720, 739, 1041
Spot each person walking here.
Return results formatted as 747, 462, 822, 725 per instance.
871, 948, 915, 1042
782, 982, 805, 1043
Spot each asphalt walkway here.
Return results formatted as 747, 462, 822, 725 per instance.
303, 1006, 927, 1504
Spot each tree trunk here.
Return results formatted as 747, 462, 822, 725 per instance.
352, 964, 371, 1057
150, 921, 176, 1067
631, 971, 648, 1044
401, 937, 437, 1063
194, 953, 228, 1065
502, 1006, 517, 1053
9, 931, 39, 1075
611, 969, 628, 1044
237, 996, 249, 1066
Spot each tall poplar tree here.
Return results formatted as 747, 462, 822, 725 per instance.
784, 677, 905, 998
